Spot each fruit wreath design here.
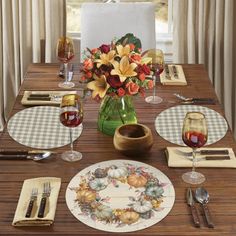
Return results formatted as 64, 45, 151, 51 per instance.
71, 163, 167, 227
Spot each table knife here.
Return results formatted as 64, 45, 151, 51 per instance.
28, 94, 50, 97
174, 149, 229, 157
165, 65, 171, 80
27, 97, 51, 101
186, 188, 200, 227
0, 150, 53, 155
172, 65, 179, 79
181, 98, 216, 105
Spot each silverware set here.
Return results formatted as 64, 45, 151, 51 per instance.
173, 93, 216, 105
0, 150, 53, 161
164, 65, 179, 80
25, 182, 51, 218
27, 93, 63, 102
174, 149, 230, 161
186, 187, 214, 228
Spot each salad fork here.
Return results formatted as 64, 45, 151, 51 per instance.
38, 182, 51, 218
25, 188, 38, 218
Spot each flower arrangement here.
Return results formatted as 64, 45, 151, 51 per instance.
80, 33, 153, 101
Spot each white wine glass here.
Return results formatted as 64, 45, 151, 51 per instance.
57, 36, 75, 88
60, 94, 83, 162
182, 112, 208, 184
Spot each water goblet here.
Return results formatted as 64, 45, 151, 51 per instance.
182, 112, 208, 184
60, 94, 83, 162
144, 49, 164, 104
57, 36, 75, 88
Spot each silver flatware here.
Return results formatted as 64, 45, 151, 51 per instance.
195, 187, 214, 228
186, 188, 200, 227
25, 188, 38, 218
0, 151, 53, 161
174, 149, 229, 157
172, 65, 179, 79
38, 182, 51, 218
173, 93, 216, 104
165, 65, 171, 80
27, 94, 62, 102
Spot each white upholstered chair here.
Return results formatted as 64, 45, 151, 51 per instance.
80, 2, 156, 60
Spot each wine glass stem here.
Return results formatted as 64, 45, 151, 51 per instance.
192, 148, 197, 172
64, 63, 68, 83
69, 128, 73, 152
153, 75, 156, 98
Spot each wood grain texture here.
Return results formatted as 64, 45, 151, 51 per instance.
0, 63, 236, 236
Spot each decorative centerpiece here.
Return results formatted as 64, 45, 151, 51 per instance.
80, 33, 153, 136
113, 123, 153, 156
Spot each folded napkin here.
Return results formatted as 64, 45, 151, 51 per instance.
21, 91, 81, 105
165, 147, 236, 168
12, 177, 61, 226
160, 65, 187, 85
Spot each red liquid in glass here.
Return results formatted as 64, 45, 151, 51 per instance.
183, 131, 207, 148
60, 111, 82, 128
156, 68, 164, 76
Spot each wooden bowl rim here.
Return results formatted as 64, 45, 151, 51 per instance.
115, 123, 151, 140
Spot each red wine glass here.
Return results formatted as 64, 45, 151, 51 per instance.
60, 94, 83, 162
182, 112, 208, 184
144, 49, 164, 104
57, 36, 75, 88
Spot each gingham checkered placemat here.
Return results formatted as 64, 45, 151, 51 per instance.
7, 106, 83, 149
155, 105, 228, 146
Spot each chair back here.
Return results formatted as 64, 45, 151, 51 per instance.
80, 2, 156, 60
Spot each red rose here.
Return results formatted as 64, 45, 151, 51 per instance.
117, 88, 126, 97
99, 44, 110, 53
107, 75, 123, 88
130, 54, 142, 64
139, 73, 146, 81
137, 64, 151, 75
147, 80, 154, 89
126, 81, 139, 95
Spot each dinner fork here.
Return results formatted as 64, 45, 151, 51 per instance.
25, 188, 38, 218
38, 182, 51, 218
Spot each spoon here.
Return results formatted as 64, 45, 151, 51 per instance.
0, 151, 52, 161
195, 187, 214, 228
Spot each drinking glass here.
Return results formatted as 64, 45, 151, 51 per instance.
57, 36, 75, 88
60, 94, 83, 162
182, 112, 208, 184
144, 49, 164, 104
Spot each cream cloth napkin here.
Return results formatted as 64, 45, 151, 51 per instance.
165, 147, 236, 168
21, 90, 82, 105
12, 177, 61, 226
160, 65, 187, 85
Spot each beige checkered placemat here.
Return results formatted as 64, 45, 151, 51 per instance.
7, 106, 83, 149
155, 105, 228, 146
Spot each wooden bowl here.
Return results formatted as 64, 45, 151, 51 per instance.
113, 123, 153, 156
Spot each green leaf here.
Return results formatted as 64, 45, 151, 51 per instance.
116, 33, 142, 52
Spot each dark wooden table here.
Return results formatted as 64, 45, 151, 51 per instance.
0, 63, 236, 236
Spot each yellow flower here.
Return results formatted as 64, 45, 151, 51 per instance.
111, 56, 137, 82
141, 56, 152, 65
87, 74, 110, 99
95, 50, 116, 68
116, 44, 131, 57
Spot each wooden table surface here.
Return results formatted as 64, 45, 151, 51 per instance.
0, 63, 236, 236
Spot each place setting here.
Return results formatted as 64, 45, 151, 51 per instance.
12, 177, 61, 226
65, 159, 175, 233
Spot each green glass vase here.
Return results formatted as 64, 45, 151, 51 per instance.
98, 95, 137, 136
